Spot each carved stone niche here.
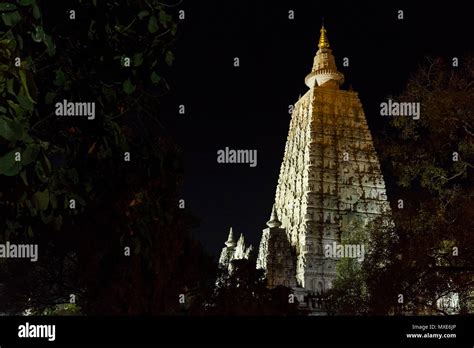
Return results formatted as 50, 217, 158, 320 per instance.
304, 211, 313, 222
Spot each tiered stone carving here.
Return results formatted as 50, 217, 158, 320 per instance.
259, 25, 390, 292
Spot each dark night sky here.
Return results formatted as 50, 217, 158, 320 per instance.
161, 1, 473, 257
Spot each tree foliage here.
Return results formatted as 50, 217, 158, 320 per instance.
0, 0, 214, 315
328, 57, 474, 315
206, 259, 299, 315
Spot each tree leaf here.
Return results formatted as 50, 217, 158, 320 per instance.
35, 160, 48, 182
44, 34, 55, 56
158, 10, 171, 28
0, 116, 23, 141
27, 225, 33, 237
137, 10, 149, 19
150, 71, 161, 84
171, 22, 177, 36
165, 51, 174, 66
32, 188, 49, 210
123, 79, 136, 95
7, 100, 23, 117
0, 148, 22, 176
53, 69, 65, 86
147, 15, 158, 33
20, 169, 28, 185
1, 10, 21, 26
32, 4, 40, 19
19, 69, 36, 103
41, 151, 51, 173
21, 132, 33, 144
17, 95, 34, 111
7, 78, 14, 95
40, 210, 53, 223
45, 92, 56, 105
133, 52, 143, 67
88, 19, 96, 39
0, 3, 17, 11
22, 144, 40, 165
31, 25, 45, 42
3, 161, 21, 176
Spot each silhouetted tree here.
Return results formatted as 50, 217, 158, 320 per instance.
207, 259, 299, 315
327, 56, 474, 315
0, 0, 214, 315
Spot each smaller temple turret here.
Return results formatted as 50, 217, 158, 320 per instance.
218, 227, 253, 273
218, 227, 236, 270
257, 205, 297, 288
244, 244, 253, 259
266, 205, 282, 228
225, 227, 236, 248
234, 233, 246, 259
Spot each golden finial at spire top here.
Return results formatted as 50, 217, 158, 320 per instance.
318, 24, 330, 49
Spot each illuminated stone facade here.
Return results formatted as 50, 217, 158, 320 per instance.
218, 26, 390, 295
257, 26, 390, 292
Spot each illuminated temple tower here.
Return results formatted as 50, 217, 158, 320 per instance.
255, 25, 391, 293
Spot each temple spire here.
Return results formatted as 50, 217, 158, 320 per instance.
225, 227, 236, 247
304, 22, 344, 88
318, 24, 330, 49
267, 204, 282, 228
